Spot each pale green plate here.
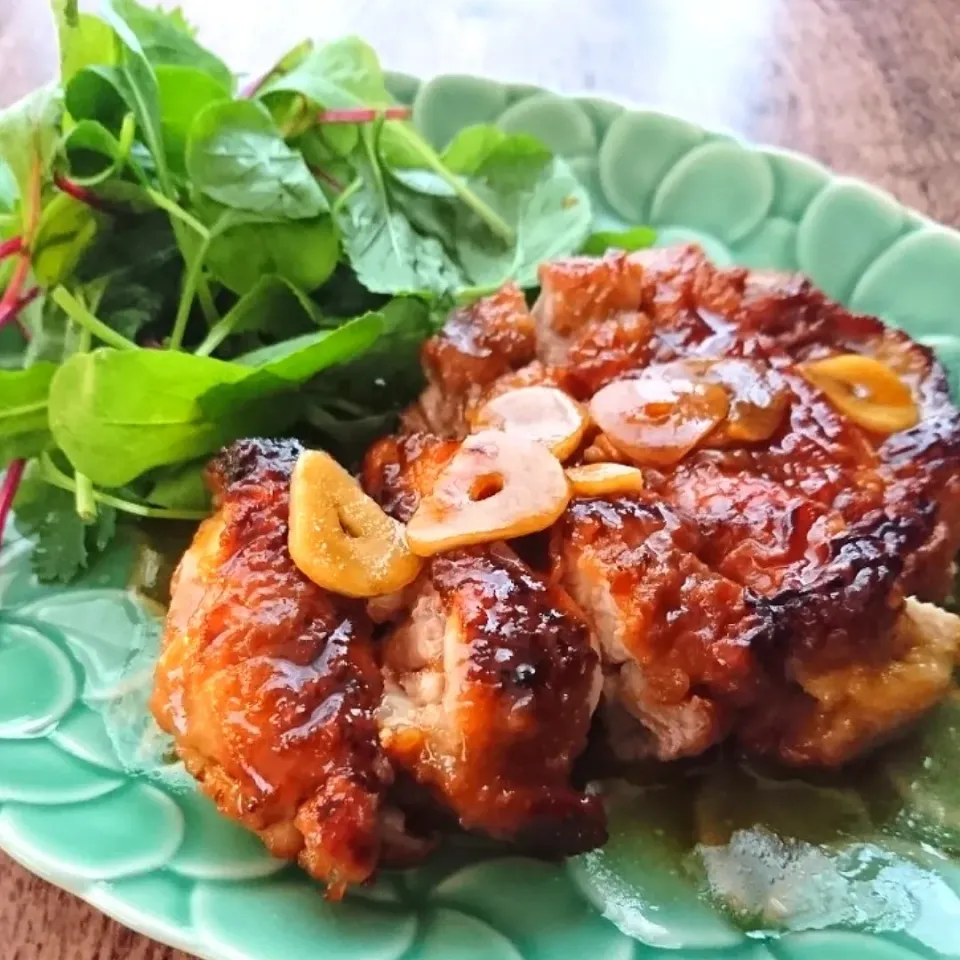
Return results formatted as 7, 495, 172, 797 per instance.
3, 73, 960, 960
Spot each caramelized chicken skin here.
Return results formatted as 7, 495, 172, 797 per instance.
415, 245, 960, 767
553, 494, 770, 760
154, 244, 960, 901
151, 439, 397, 898
409, 283, 537, 437
363, 433, 606, 852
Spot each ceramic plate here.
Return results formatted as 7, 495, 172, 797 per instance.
2, 70, 960, 960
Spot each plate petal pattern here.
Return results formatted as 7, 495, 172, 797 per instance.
2, 69, 960, 960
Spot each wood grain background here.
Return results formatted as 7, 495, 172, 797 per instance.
2, 0, 959, 957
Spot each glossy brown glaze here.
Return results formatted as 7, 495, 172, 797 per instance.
362, 432, 460, 523
410, 245, 960, 767
150, 439, 392, 899
554, 495, 770, 760
16, 2, 960, 953
363, 434, 605, 852
413, 284, 538, 437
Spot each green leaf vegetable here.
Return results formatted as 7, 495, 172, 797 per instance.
581, 225, 657, 255
13, 460, 116, 583
0, 0, 654, 581
0, 364, 56, 465
186, 99, 329, 218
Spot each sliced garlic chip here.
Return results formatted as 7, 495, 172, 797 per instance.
289, 450, 422, 598
566, 462, 645, 497
406, 430, 571, 556
800, 353, 919, 434
659, 358, 791, 445
589, 376, 729, 467
473, 385, 587, 461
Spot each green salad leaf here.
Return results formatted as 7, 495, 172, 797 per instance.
581, 225, 658, 255
186, 100, 328, 218
0, 85, 62, 197
63, 119, 130, 185
97, 0, 170, 188
441, 124, 552, 188
58, 13, 117, 86
201, 204, 340, 295
259, 36, 391, 109
0, 364, 56, 466
32, 194, 100, 286
105, 0, 234, 92
0, 0, 653, 580
338, 159, 464, 296
144, 459, 211, 512
13, 460, 117, 582
456, 158, 593, 287
155, 65, 231, 175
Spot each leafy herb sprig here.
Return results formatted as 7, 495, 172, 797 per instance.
0, 0, 653, 582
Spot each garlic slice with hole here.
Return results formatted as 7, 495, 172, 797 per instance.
406, 430, 571, 556
566, 462, 645, 497
799, 353, 919, 434
472, 385, 587, 461
289, 450, 422, 598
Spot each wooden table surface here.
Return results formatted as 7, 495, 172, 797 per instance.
2, 0, 960, 956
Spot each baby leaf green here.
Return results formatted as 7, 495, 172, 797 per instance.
581, 225, 657, 255
0, 363, 56, 466
49, 314, 384, 486
145, 460, 211, 512
200, 201, 340, 295
58, 13, 117, 86
32, 195, 100, 287
196, 274, 324, 357
63, 119, 127, 184
64, 66, 129, 134
0, 85, 62, 198
338, 153, 463, 296
441, 124, 552, 188
104, 0, 234, 92
260, 36, 391, 109
456, 158, 592, 287
155, 65, 231, 175
98, 0, 170, 188
49, 349, 270, 486
185, 99, 329, 219
227, 312, 383, 379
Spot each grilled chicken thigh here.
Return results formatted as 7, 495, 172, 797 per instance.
411, 245, 960, 767
154, 243, 960, 899
151, 439, 401, 898
363, 433, 606, 853
553, 493, 770, 760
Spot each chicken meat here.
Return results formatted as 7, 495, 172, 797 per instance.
151, 439, 417, 898
363, 433, 606, 854
408, 245, 960, 766
154, 244, 960, 898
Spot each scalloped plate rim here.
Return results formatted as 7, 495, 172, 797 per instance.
1, 64, 958, 960
0, 837, 213, 960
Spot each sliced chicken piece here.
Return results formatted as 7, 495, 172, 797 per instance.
658, 462, 846, 596
563, 310, 656, 397
654, 457, 960, 764
362, 432, 606, 854
534, 252, 648, 365
151, 439, 401, 898
553, 494, 771, 761
407, 284, 536, 436
378, 544, 605, 853
743, 598, 960, 766
533, 245, 755, 370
